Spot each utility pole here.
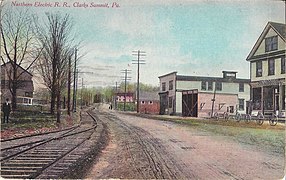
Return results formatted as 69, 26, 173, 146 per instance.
121, 69, 131, 111
67, 56, 71, 115
72, 48, 77, 112
132, 50, 146, 113
114, 82, 118, 110
81, 78, 83, 109
211, 82, 216, 118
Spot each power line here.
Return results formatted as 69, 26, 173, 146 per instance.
132, 50, 146, 113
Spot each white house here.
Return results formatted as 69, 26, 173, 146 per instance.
246, 21, 285, 118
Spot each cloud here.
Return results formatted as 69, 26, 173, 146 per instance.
78, 0, 285, 87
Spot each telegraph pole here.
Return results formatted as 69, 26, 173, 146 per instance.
132, 50, 146, 113
67, 56, 71, 115
72, 48, 77, 112
211, 83, 216, 118
114, 82, 118, 110
121, 69, 131, 111
81, 78, 83, 109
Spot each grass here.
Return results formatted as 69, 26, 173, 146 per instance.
134, 113, 285, 155
1, 105, 80, 137
196, 123, 285, 154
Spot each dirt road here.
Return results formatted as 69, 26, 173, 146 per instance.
85, 106, 284, 179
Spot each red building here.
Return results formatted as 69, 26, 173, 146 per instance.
138, 91, 160, 114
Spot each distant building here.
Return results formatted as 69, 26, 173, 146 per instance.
158, 71, 250, 117
116, 92, 134, 103
114, 92, 135, 111
246, 21, 285, 118
1, 62, 34, 105
138, 91, 160, 114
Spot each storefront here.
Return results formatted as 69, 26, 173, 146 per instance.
250, 78, 285, 117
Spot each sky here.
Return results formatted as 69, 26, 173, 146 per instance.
4, 0, 286, 88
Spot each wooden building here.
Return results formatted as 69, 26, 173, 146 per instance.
1, 62, 34, 105
158, 71, 250, 117
246, 21, 285, 118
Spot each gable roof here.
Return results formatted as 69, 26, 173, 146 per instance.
158, 71, 177, 79
246, 21, 286, 61
1, 61, 33, 77
269, 21, 286, 38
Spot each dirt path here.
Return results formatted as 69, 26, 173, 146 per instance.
85, 107, 284, 179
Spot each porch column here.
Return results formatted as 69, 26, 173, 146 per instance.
261, 87, 264, 113
279, 83, 283, 113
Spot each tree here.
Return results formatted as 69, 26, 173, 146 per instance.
0, 7, 42, 110
35, 13, 76, 122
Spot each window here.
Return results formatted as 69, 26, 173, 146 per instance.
268, 59, 275, 75
229, 106, 234, 113
281, 57, 285, 74
256, 61, 262, 77
169, 80, 173, 90
238, 99, 244, 111
265, 36, 278, 52
201, 81, 206, 90
239, 83, 244, 92
141, 101, 145, 104
215, 82, 222, 91
149, 101, 153, 104
168, 97, 173, 108
25, 92, 33, 97
162, 82, 166, 91
207, 81, 213, 91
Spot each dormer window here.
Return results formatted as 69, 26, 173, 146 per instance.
265, 36, 278, 52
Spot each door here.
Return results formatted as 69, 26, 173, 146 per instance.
159, 92, 168, 115
182, 90, 198, 117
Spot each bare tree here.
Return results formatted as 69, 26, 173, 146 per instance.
35, 12, 76, 122
0, 6, 42, 110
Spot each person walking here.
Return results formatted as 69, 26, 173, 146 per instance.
2, 98, 11, 123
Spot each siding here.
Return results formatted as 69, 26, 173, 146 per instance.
251, 57, 285, 81
254, 28, 285, 56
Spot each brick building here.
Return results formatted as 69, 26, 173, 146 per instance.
138, 91, 160, 114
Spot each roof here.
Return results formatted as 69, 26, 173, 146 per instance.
269, 21, 286, 39
246, 21, 286, 61
139, 91, 159, 101
1, 62, 33, 77
158, 71, 177, 79
176, 75, 250, 83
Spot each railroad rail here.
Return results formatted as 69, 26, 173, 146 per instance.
0, 109, 98, 179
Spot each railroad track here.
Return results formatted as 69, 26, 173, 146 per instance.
0, 109, 98, 179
